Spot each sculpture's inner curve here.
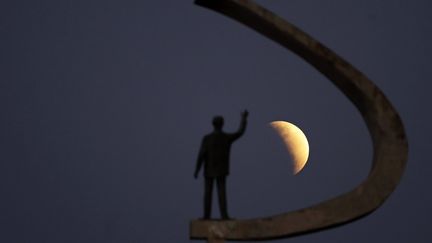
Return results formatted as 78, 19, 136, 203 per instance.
190, 0, 408, 242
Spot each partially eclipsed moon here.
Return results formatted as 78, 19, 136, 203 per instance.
270, 121, 309, 175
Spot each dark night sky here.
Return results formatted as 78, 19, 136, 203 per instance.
1, 0, 431, 242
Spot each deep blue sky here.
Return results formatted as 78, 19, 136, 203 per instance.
1, 0, 430, 242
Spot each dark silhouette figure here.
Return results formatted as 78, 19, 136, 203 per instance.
194, 110, 249, 220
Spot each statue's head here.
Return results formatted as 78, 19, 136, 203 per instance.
212, 116, 224, 130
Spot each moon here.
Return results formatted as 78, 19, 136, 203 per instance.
270, 121, 309, 175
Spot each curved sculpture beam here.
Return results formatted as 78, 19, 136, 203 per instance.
190, 0, 408, 241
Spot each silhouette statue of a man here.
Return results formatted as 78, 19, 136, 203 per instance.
194, 110, 248, 219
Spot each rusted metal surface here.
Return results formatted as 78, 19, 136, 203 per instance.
190, 0, 408, 241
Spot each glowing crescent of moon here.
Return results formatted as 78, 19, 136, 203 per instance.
270, 121, 309, 175
190, 0, 408, 242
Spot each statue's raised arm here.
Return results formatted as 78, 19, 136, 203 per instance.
229, 110, 248, 142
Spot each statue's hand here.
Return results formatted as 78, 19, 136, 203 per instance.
242, 109, 249, 119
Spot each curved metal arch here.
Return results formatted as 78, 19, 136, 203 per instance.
190, 0, 408, 241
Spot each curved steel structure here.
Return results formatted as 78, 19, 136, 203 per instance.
190, 0, 408, 241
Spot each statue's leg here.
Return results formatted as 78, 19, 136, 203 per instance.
204, 177, 213, 219
216, 177, 229, 219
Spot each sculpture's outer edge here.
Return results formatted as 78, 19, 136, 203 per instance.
190, 0, 408, 241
